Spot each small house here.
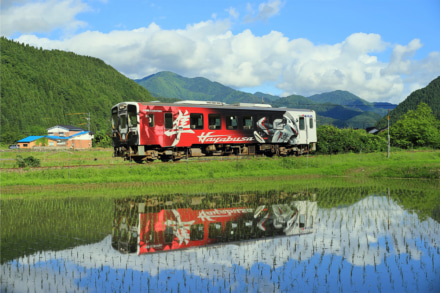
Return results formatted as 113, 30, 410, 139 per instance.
17, 125, 94, 149
16, 136, 57, 149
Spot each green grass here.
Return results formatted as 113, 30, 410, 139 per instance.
0, 148, 121, 168
1, 148, 439, 199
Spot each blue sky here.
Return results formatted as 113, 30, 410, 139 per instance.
1, 0, 440, 103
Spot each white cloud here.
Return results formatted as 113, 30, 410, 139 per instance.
244, 0, 284, 23
11, 16, 440, 104
226, 7, 239, 19
382, 39, 422, 76
0, 0, 90, 36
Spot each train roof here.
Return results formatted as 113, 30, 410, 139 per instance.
115, 101, 315, 113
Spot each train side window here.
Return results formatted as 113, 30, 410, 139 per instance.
190, 224, 204, 241
225, 221, 238, 241
309, 118, 313, 129
299, 117, 305, 130
242, 116, 253, 130
149, 114, 155, 127
190, 114, 204, 129
164, 225, 174, 243
208, 223, 222, 239
129, 114, 137, 127
208, 114, 221, 129
165, 113, 173, 129
226, 115, 238, 130
299, 214, 305, 228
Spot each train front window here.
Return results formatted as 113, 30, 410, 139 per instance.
226, 115, 238, 130
309, 118, 313, 128
208, 114, 221, 129
190, 114, 204, 129
120, 115, 127, 129
111, 111, 119, 130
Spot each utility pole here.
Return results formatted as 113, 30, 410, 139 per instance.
66, 112, 90, 131
86, 112, 91, 132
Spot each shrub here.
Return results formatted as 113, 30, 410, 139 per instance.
316, 125, 387, 154
16, 155, 41, 168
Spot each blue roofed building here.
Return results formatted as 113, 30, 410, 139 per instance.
17, 125, 94, 149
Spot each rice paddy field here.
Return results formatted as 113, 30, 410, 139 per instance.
1, 148, 439, 292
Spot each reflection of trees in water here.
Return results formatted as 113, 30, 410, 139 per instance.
315, 186, 440, 224
433, 205, 440, 223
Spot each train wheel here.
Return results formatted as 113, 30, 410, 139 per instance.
160, 156, 172, 162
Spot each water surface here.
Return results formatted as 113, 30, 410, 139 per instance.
1, 188, 439, 292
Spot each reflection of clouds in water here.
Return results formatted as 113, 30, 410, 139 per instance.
2, 196, 439, 292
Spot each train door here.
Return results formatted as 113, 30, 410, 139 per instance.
298, 116, 307, 144
307, 114, 317, 144
162, 112, 174, 147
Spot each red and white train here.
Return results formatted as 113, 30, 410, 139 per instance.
112, 194, 317, 255
111, 101, 317, 162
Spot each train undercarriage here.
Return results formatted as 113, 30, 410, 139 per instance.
114, 142, 316, 163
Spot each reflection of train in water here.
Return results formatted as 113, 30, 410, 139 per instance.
111, 101, 317, 162
112, 193, 317, 255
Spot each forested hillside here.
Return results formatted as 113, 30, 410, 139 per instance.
135, 71, 262, 104
376, 76, 440, 128
136, 71, 397, 128
1, 37, 153, 143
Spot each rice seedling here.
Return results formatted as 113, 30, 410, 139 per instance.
1, 174, 439, 292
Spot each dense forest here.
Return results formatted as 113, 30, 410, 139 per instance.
1, 37, 153, 143
376, 76, 440, 129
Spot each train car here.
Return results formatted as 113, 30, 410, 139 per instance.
111, 101, 317, 162
112, 194, 317, 255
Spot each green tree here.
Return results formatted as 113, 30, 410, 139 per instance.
1, 37, 154, 138
93, 130, 112, 148
390, 103, 440, 148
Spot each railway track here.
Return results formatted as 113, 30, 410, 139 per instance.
0, 154, 279, 172
1, 149, 316, 173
